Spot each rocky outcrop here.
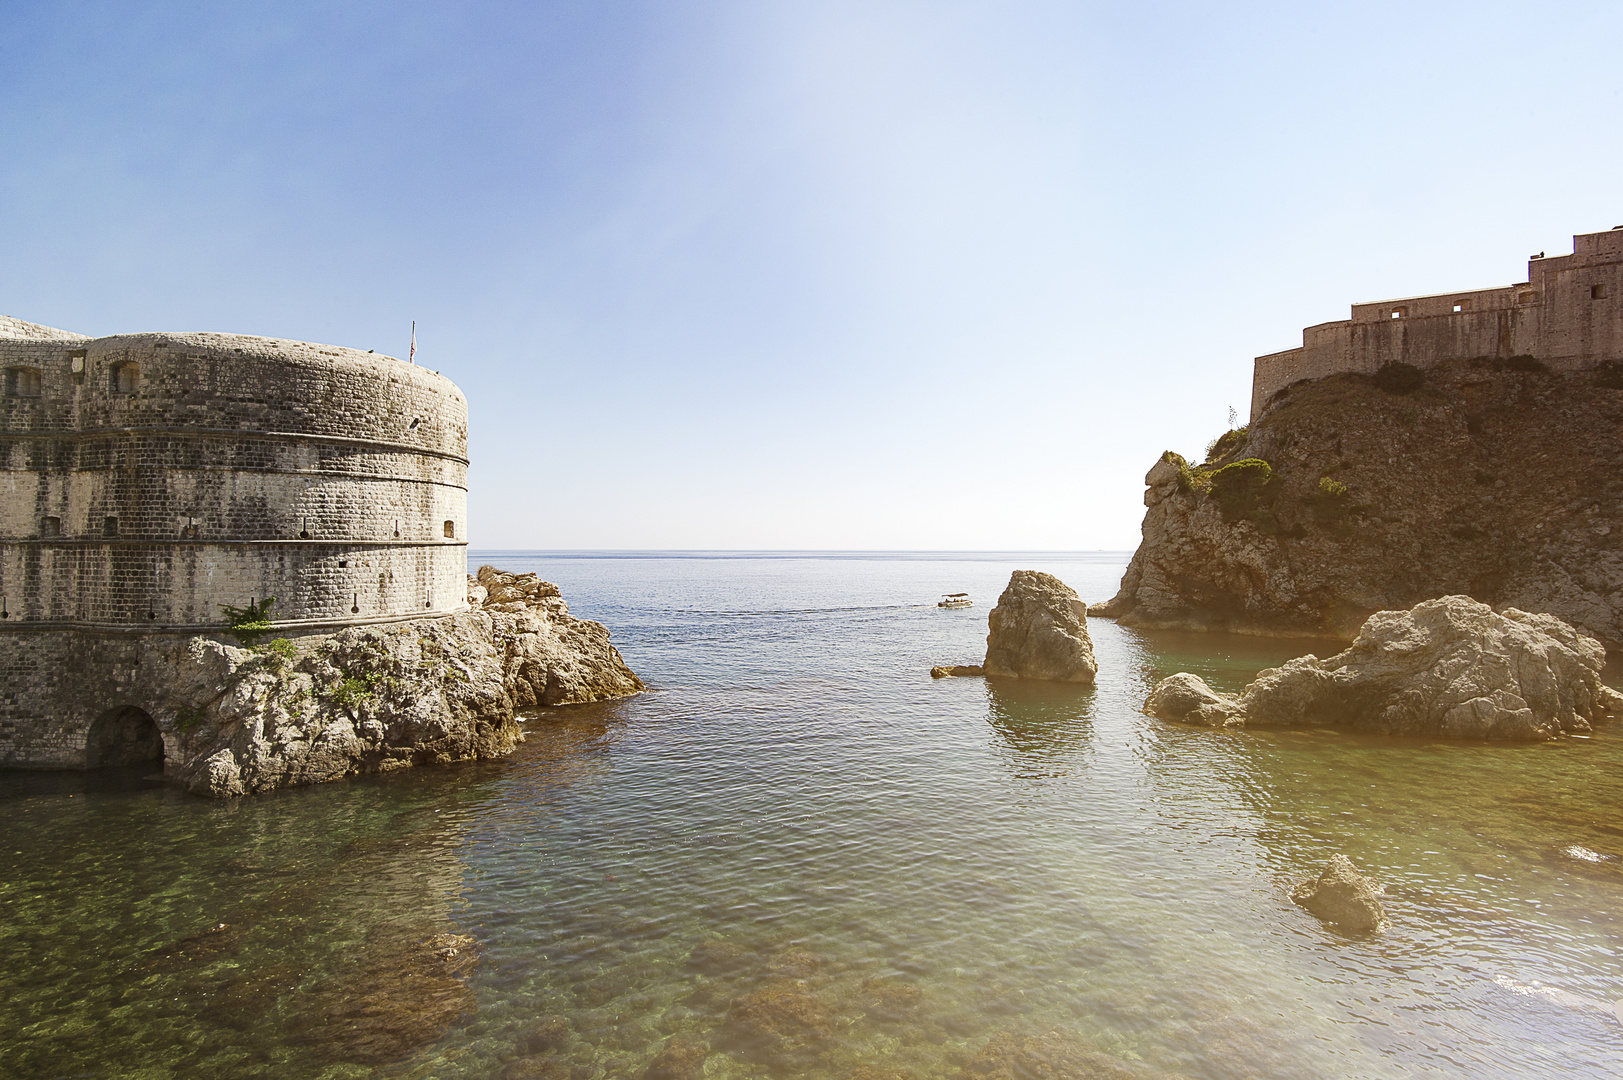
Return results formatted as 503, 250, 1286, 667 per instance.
930, 665, 984, 678
1104, 364, 1623, 650
1144, 596, 1623, 740
1291, 855, 1386, 934
983, 571, 1097, 684
1142, 672, 1243, 728
156, 567, 642, 797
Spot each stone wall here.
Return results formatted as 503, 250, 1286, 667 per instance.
1251, 228, 1623, 419
0, 325, 468, 626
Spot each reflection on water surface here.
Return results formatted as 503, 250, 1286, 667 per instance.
2, 552, 1620, 1079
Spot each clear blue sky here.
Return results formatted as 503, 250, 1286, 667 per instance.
4, 2, 1619, 549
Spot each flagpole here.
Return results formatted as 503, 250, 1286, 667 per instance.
409, 321, 416, 365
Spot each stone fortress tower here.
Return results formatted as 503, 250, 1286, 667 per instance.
1251, 226, 1623, 420
0, 315, 469, 767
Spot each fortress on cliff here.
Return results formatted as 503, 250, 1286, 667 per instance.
1251, 227, 1623, 420
0, 316, 469, 768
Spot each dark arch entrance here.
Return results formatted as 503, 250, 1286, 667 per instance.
85, 706, 164, 768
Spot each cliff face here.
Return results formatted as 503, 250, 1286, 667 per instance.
1102, 361, 1623, 651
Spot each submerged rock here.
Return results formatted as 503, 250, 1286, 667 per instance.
931, 665, 985, 678
983, 572, 1097, 685
642, 1035, 709, 1080
517, 1014, 571, 1056
860, 978, 923, 1022
1144, 596, 1622, 740
1142, 673, 1243, 728
960, 1029, 1143, 1080
1291, 854, 1386, 934
723, 982, 836, 1061
158, 567, 644, 797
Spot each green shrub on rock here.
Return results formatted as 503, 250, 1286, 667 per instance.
1310, 475, 1352, 524
1209, 458, 1277, 522
220, 597, 276, 646
1203, 426, 1249, 464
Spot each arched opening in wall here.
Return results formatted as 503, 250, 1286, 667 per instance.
443, 520, 455, 538
85, 706, 163, 768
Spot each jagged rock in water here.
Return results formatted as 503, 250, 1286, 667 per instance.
930, 665, 985, 678
159, 568, 643, 797
1291, 854, 1386, 934
1104, 366, 1623, 651
1143, 596, 1623, 740
983, 571, 1097, 685
1142, 672, 1243, 728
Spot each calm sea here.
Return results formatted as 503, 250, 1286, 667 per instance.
2, 551, 1621, 1079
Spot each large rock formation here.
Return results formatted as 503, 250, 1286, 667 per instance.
1144, 596, 1623, 740
983, 571, 1097, 684
1291, 855, 1386, 935
156, 567, 643, 797
1099, 363, 1623, 651
1142, 672, 1243, 728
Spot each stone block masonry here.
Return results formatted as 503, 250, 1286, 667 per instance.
0, 318, 472, 769
1251, 227, 1623, 420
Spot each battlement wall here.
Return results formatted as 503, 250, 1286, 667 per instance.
1251, 229, 1623, 419
0, 328, 469, 628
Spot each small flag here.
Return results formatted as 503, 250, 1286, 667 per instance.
409, 321, 416, 364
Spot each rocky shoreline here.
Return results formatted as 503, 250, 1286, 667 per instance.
1098, 363, 1623, 651
1144, 595, 1623, 740
155, 567, 643, 797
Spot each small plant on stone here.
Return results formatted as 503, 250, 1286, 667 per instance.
250, 637, 298, 675
1309, 475, 1352, 524
1203, 425, 1249, 464
1209, 458, 1277, 522
221, 597, 276, 646
173, 705, 207, 733
330, 671, 389, 709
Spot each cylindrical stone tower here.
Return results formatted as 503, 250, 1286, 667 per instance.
0, 317, 471, 769
0, 321, 468, 628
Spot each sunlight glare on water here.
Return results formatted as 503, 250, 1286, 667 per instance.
2, 552, 1621, 1079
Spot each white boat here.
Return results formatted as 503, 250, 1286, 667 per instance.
938, 593, 972, 609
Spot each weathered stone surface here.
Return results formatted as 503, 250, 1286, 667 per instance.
1104, 366, 1623, 651
930, 665, 985, 678
1144, 596, 1622, 740
1142, 673, 1243, 728
1290, 854, 1386, 934
983, 571, 1097, 685
138, 569, 644, 796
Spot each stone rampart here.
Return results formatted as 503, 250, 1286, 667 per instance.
0, 317, 474, 770
1251, 228, 1623, 419
1, 323, 468, 627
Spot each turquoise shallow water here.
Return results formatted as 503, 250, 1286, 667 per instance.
3, 551, 1623, 1079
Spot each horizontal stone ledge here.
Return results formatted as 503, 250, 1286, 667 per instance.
0, 465, 468, 488
0, 608, 473, 635
0, 424, 470, 465
0, 538, 470, 547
